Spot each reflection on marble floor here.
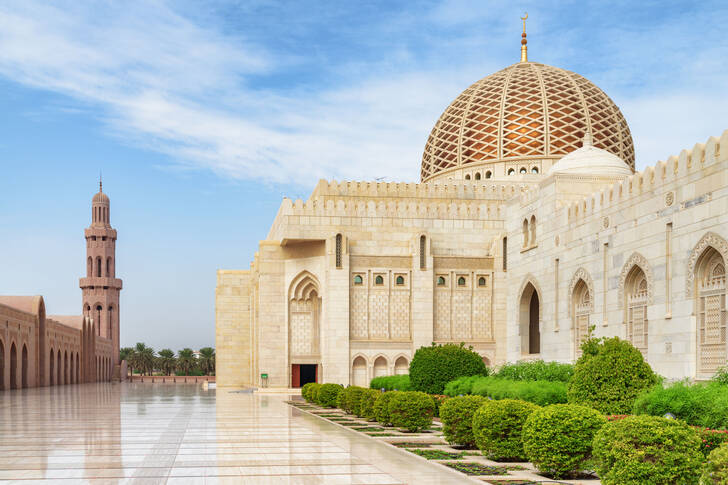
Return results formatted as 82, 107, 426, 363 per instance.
0, 383, 469, 484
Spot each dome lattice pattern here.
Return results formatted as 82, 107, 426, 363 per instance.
421, 62, 635, 181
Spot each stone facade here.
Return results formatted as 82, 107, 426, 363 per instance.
0, 185, 121, 390
216, 55, 728, 388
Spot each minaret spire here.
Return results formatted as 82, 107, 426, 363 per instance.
520, 13, 528, 62
99, 171, 103, 192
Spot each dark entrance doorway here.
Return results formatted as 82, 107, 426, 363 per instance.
529, 292, 540, 354
291, 364, 317, 388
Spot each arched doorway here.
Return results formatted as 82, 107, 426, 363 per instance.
694, 245, 726, 376
352, 356, 367, 387
57, 351, 61, 386
64, 351, 69, 385
21, 345, 28, 388
625, 266, 649, 357
288, 271, 321, 388
519, 281, 540, 354
572, 279, 591, 358
10, 343, 17, 390
76, 353, 80, 383
394, 356, 408, 375
373, 356, 388, 378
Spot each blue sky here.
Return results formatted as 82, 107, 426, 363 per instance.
1, 0, 726, 351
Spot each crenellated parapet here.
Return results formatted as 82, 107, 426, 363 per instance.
566, 130, 727, 222
311, 179, 535, 201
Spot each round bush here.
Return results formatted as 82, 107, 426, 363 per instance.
307, 383, 322, 404
374, 391, 398, 425
568, 337, 657, 414
409, 343, 488, 395
522, 404, 607, 478
593, 415, 703, 485
472, 399, 540, 461
359, 389, 381, 420
339, 386, 366, 415
388, 391, 435, 432
317, 383, 343, 408
702, 442, 728, 485
439, 395, 486, 448
301, 382, 316, 402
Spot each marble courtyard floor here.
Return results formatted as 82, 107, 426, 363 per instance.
0, 383, 471, 484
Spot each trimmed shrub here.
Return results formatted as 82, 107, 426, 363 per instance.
307, 383, 322, 404
388, 391, 435, 432
370, 374, 412, 391
317, 383, 343, 408
702, 442, 728, 485
593, 415, 703, 485
374, 391, 398, 426
339, 386, 366, 415
522, 404, 606, 478
567, 337, 657, 414
439, 395, 486, 447
444, 375, 483, 397
409, 343, 488, 395
473, 399, 540, 461
470, 377, 567, 406
359, 389, 381, 420
494, 360, 574, 383
301, 382, 318, 402
633, 381, 728, 430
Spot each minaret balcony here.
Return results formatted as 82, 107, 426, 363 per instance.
79, 277, 123, 289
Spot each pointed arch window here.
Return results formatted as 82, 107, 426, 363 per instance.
353, 275, 363, 285
375, 275, 384, 286
437, 276, 446, 286
335, 234, 342, 269
419, 235, 426, 270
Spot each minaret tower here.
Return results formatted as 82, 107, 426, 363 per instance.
80, 179, 122, 370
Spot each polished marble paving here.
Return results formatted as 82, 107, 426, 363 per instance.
0, 384, 471, 484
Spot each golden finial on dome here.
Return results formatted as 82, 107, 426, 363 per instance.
520, 12, 528, 62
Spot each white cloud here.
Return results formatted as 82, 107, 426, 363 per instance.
0, 1, 726, 187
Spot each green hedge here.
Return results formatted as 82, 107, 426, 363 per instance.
443, 375, 483, 397
409, 343, 488, 395
374, 391, 398, 426
438, 395, 486, 448
359, 389, 381, 420
473, 399, 540, 461
339, 386, 366, 415
633, 381, 728, 430
493, 360, 574, 383
593, 415, 703, 485
522, 404, 606, 479
568, 337, 657, 414
702, 442, 728, 484
370, 374, 412, 391
467, 377, 567, 406
317, 383, 343, 408
388, 391, 435, 432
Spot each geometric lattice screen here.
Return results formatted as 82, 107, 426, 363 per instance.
421, 62, 635, 181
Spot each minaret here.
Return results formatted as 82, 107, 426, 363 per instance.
80, 179, 122, 371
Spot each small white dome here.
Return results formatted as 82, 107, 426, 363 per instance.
548, 133, 632, 177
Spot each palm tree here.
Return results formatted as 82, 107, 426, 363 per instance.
157, 349, 176, 376
177, 348, 195, 376
198, 347, 215, 376
132, 342, 155, 376
120, 347, 134, 376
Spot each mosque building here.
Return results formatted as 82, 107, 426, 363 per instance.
216, 20, 728, 388
0, 183, 121, 390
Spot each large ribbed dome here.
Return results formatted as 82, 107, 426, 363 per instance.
421, 62, 635, 181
